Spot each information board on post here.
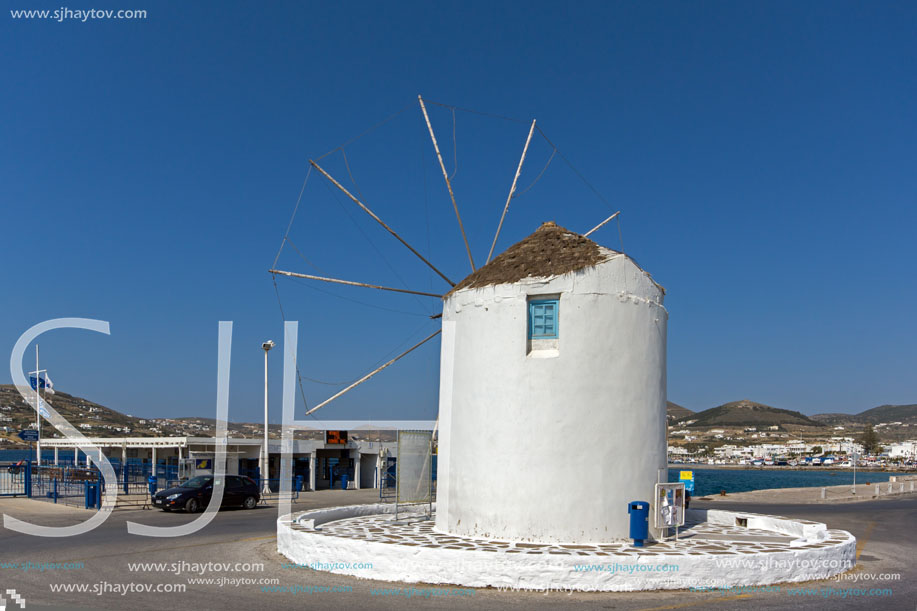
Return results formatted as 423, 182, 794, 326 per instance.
679, 470, 695, 494
18, 429, 39, 442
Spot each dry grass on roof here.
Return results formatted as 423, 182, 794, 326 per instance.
447, 222, 610, 295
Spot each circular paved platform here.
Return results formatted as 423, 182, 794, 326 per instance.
277, 504, 856, 591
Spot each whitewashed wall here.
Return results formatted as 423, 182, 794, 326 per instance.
436, 252, 668, 543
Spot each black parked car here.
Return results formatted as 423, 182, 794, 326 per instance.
152, 475, 260, 512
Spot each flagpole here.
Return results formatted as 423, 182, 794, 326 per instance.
35, 344, 41, 467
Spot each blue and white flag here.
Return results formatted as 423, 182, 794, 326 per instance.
29, 373, 54, 395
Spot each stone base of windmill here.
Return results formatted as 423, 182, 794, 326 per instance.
277, 504, 856, 591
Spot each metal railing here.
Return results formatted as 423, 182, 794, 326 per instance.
0, 461, 30, 497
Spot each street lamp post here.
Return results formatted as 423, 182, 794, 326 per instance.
261, 340, 275, 495
852, 451, 858, 494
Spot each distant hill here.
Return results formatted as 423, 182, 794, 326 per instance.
0, 385, 141, 435
679, 399, 823, 428
0, 385, 385, 446
0, 385, 265, 446
666, 401, 693, 423
810, 413, 851, 423
855, 404, 917, 424
813, 404, 917, 425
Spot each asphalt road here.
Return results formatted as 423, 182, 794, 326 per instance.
1, 491, 914, 610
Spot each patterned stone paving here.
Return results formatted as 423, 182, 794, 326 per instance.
292, 512, 851, 558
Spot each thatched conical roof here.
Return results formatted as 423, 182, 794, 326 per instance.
447, 222, 613, 295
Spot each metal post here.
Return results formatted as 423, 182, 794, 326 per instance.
96, 469, 103, 509
852, 452, 856, 493
262, 341, 274, 495
264, 347, 269, 494
122, 443, 128, 494
354, 453, 361, 490
35, 345, 41, 467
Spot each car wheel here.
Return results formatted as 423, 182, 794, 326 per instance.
242, 496, 257, 510
185, 498, 200, 513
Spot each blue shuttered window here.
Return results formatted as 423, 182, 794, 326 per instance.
528, 299, 558, 339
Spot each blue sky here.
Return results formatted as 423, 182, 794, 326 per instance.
2, 1, 915, 422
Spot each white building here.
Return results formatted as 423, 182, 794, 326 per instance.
39, 420, 434, 491
436, 222, 668, 544
888, 441, 917, 459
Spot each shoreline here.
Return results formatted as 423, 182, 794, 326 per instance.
669, 463, 916, 473
693, 475, 917, 504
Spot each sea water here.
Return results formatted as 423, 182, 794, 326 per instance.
668, 467, 911, 497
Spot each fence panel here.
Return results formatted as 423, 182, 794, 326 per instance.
0, 462, 28, 497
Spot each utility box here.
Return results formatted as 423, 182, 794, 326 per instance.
628, 501, 649, 547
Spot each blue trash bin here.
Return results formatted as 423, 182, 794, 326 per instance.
294, 475, 304, 492
628, 501, 650, 547
340, 474, 349, 490
148, 475, 158, 496
86, 482, 99, 509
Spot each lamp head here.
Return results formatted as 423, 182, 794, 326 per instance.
262, 340, 275, 352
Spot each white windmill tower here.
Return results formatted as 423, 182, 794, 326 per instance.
271, 96, 668, 542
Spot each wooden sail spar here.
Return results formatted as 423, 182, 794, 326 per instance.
487, 119, 537, 264
304, 329, 441, 416
583, 211, 621, 238
269, 269, 442, 298
418, 95, 476, 273
309, 159, 456, 287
